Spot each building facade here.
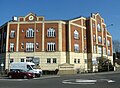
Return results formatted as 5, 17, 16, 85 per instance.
0, 13, 113, 73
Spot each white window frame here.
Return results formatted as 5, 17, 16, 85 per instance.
93, 35, 96, 41
26, 28, 34, 38
47, 42, 56, 51
104, 38, 106, 45
108, 49, 110, 55
26, 43, 34, 52
74, 44, 79, 52
98, 36, 102, 43
53, 58, 57, 64
107, 40, 110, 46
74, 30, 79, 39
10, 43, 14, 52
10, 30, 15, 38
47, 58, 51, 63
97, 24, 101, 31
47, 28, 55, 37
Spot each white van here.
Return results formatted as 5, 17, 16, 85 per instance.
10, 62, 42, 77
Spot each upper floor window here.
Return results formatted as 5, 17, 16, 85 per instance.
74, 44, 79, 52
97, 24, 101, 31
98, 36, 102, 43
10, 43, 14, 52
108, 50, 110, 56
93, 35, 96, 42
47, 28, 55, 37
74, 30, 79, 39
26, 28, 34, 38
47, 42, 56, 51
26, 43, 34, 52
107, 40, 110, 46
10, 30, 15, 38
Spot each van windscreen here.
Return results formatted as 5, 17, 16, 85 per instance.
27, 65, 33, 70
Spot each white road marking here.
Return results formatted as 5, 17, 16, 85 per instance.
62, 78, 115, 85
0, 79, 28, 81
76, 79, 97, 83
33, 75, 60, 80
62, 79, 96, 85
100, 79, 115, 83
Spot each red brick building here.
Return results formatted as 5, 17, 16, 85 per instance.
0, 12, 113, 72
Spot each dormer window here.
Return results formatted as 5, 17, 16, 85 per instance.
74, 30, 79, 39
47, 28, 55, 37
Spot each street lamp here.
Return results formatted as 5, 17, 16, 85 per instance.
106, 24, 113, 29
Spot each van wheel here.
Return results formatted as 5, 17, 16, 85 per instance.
24, 75, 27, 79
8, 75, 12, 79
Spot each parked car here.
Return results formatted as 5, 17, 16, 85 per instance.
10, 62, 42, 77
8, 69, 35, 79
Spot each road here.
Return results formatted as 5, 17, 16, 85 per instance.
0, 72, 120, 88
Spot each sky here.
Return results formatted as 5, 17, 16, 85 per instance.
0, 0, 120, 41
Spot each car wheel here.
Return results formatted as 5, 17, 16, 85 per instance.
33, 74, 35, 78
8, 75, 12, 79
23, 75, 27, 79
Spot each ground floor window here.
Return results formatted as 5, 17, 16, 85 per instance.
20, 58, 24, 62
10, 59, 14, 63
53, 58, 57, 63
47, 58, 51, 63
47, 58, 57, 64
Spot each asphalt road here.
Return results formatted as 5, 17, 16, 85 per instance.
0, 72, 120, 88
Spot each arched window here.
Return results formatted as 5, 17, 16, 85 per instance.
47, 28, 55, 37
74, 30, 79, 39
97, 24, 101, 31
26, 28, 34, 37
